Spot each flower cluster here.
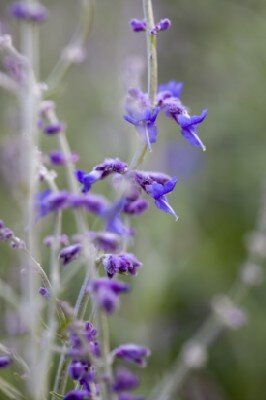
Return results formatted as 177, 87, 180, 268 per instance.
29, 6, 208, 400
9, 1, 48, 23
124, 82, 208, 151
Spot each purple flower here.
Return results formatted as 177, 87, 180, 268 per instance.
63, 390, 91, 400
130, 19, 147, 32
39, 287, 50, 299
113, 344, 151, 367
0, 356, 12, 369
113, 368, 140, 392
102, 253, 142, 278
104, 199, 134, 237
90, 278, 130, 314
40, 122, 64, 135
158, 81, 183, 100
124, 106, 160, 151
177, 109, 208, 151
76, 158, 128, 193
49, 150, 79, 166
156, 81, 208, 150
150, 18, 171, 35
89, 232, 120, 252
0, 227, 13, 241
35, 190, 69, 218
60, 244, 82, 266
134, 171, 178, 219
68, 193, 109, 216
123, 199, 149, 216
9, 2, 48, 23
68, 360, 91, 381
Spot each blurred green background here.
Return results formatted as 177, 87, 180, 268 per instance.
1, 0, 266, 399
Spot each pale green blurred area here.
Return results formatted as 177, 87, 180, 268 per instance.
0, 0, 266, 399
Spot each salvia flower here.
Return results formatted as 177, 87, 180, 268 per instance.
69, 193, 109, 216
63, 390, 91, 400
104, 199, 134, 237
113, 368, 140, 392
9, 1, 48, 23
134, 171, 178, 219
150, 18, 171, 35
60, 244, 82, 266
76, 158, 128, 193
89, 231, 121, 252
123, 198, 149, 216
124, 103, 160, 151
35, 190, 69, 218
90, 278, 130, 314
49, 150, 79, 166
130, 19, 147, 32
113, 344, 151, 367
102, 253, 142, 278
158, 80, 183, 100
0, 355, 12, 369
157, 81, 208, 150
177, 109, 208, 151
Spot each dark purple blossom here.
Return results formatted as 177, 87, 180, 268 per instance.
9, 2, 48, 23
63, 390, 91, 400
40, 122, 64, 135
39, 287, 50, 299
130, 19, 147, 32
49, 150, 79, 166
60, 244, 82, 266
134, 171, 178, 219
76, 158, 128, 193
90, 278, 130, 314
102, 253, 142, 278
68, 360, 91, 381
150, 18, 171, 35
113, 368, 140, 392
0, 355, 12, 369
113, 344, 151, 367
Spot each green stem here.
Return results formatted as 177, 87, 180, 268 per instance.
143, 0, 158, 105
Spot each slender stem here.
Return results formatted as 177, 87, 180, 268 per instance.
129, 0, 158, 170
20, 1, 41, 396
143, 0, 158, 105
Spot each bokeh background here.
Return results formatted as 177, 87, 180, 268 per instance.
0, 0, 266, 399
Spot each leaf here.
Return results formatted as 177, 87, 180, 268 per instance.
50, 391, 64, 399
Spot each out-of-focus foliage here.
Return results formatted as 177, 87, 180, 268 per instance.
0, 1, 266, 399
